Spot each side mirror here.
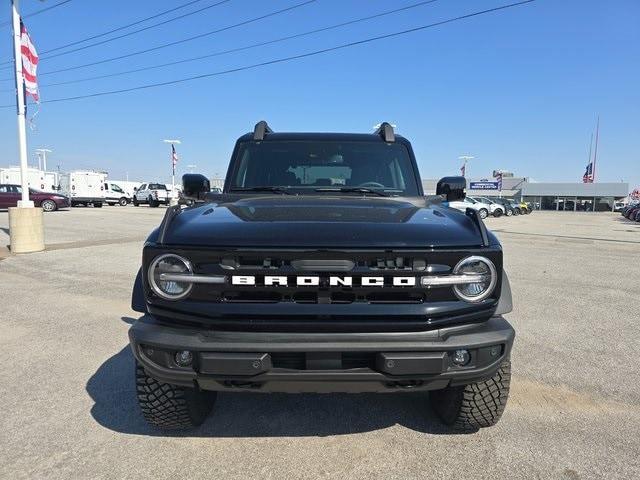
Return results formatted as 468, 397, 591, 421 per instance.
436, 176, 466, 202
182, 173, 211, 200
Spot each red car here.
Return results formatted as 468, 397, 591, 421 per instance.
0, 184, 70, 212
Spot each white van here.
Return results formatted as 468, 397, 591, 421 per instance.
58, 171, 106, 207
0, 166, 59, 192
103, 181, 131, 206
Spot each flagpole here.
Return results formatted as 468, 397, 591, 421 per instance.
11, 0, 32, 207
592, 116, 600, 183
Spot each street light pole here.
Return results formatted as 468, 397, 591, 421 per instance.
12, 0, 32, 207
35, 148, 52, 171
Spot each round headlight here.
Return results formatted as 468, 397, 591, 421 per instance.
452, 256, 497, 303
148, 254, 193, 300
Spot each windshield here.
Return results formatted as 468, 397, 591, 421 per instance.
148, 183, 167, 190
229, 141, 420, 196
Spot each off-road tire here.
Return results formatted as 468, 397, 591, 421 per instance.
135, 363, 216, 429
429, 360, 511, 432
493, 209, 503, 218
478, 208, 489, 219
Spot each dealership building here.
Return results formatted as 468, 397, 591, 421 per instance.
422, 177, 630, 212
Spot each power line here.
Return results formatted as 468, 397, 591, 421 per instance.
16, 0, 440, 90
0, 0, 223, 67
0, 0, 73, 28
0, 0, 536, 108
0, 0, 316, 75
38, 0, 207, 55
39, 0, 232, 61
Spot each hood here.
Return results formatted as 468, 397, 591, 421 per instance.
160, 195, 490, 248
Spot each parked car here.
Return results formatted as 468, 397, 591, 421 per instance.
133, 183, 170, 207
470, 196, 507, 217
104, 182, 131, 206
490, 197, 515, 216
448, 196, 492, 219
613, 201, 626, 212
625, 204, 640, 220
507, 200, 522, 215
0, 184, 69, 211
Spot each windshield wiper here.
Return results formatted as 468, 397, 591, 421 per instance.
229, 186, 294, 195
314, 187, 390, 197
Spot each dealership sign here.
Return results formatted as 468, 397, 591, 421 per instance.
469, 181, 499, 190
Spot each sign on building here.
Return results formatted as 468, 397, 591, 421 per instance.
469, 181, 499, 190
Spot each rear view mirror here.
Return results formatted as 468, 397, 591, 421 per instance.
182, 174, 211, 200
436, 176, 466, 201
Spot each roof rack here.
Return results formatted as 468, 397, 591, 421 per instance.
375, 122, 395, 142
253, 120, 273, 141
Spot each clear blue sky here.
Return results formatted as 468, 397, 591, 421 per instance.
0, 0, 638, 190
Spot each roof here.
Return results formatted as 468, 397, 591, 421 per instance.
236, 131, 410, 144
522, 182, 629, 197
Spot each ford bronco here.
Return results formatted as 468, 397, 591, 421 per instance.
129, 122, 515, 431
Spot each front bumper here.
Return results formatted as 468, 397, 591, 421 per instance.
129, 315, 515, 393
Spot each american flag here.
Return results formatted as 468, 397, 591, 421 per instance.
495, 172, 503, 191
582, 162, 594, 183
171, 144, 179, 174
20, 22, 39, 103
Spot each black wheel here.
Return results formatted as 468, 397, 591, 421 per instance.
478, 208, 489, 219
41, 199, 57, 212
430, 361, 511, 432
493, 208, 503, 218
505, 209, 513, 217
149, 196, 159, 208
133, 198, 139, 207
135, 363, 216, 429
94, 202, 103, 208
513, 208, 520, 216
119, 197, 128, 206
107, 203, 116, 206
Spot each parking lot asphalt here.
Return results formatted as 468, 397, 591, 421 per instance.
1, 207, 639, 479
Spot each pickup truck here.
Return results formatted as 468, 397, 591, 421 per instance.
128, 122, 515, 432
133, 183, 170, 207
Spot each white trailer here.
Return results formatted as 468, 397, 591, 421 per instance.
58, 171, 106, 207
0, 166, 59, 192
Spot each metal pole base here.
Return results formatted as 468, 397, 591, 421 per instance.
8, 206, 45, 254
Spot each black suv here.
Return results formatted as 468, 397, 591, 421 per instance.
129, 122, 515, 432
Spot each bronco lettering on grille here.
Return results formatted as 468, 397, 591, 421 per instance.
231, 275, 417, 287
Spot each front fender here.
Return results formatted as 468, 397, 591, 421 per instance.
495, 270, 513, 315
131, 268, 147, 313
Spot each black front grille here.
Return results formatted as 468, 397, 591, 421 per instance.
145, 246, 503, 332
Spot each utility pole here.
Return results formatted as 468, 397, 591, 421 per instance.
35, 148, 52, 171
12, 0, 31, 207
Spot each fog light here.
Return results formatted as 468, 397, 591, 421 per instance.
452, 349, 471, 366
175, 350, 193, 367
